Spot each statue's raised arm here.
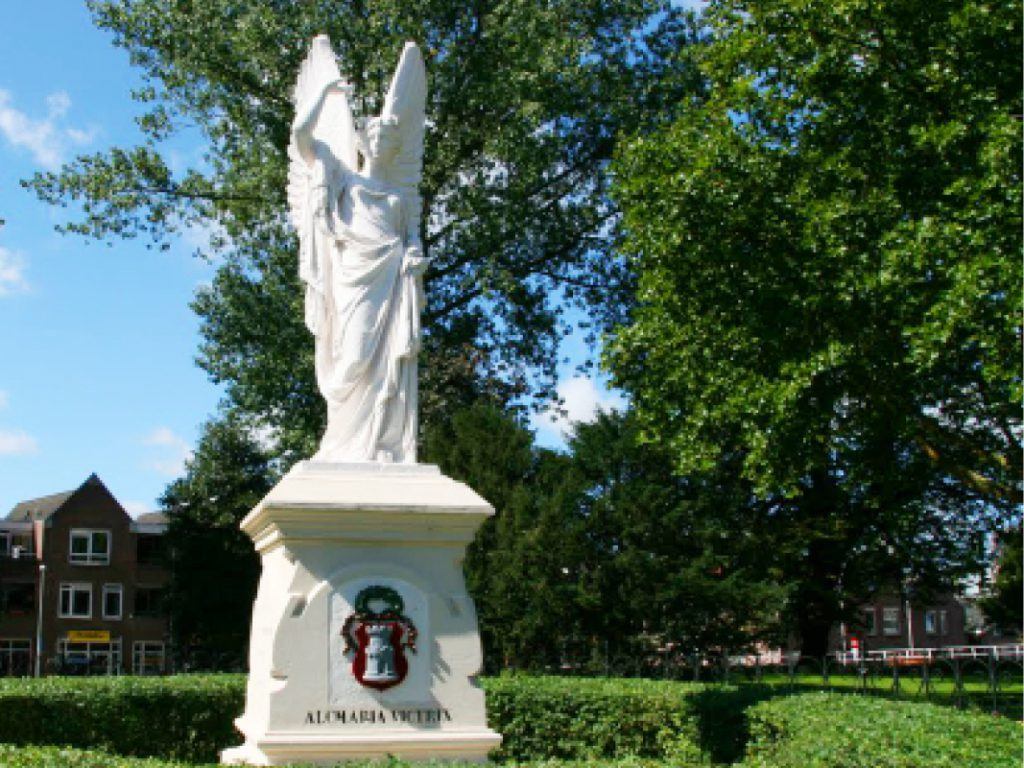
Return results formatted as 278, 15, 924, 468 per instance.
288, 37, 428, 464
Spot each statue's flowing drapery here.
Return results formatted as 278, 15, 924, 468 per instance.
289, 37, 427, 463
307, 176, 421, 462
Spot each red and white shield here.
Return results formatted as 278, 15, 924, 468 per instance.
342, 586, 417, 691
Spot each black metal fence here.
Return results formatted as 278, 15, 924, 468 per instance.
550, 639, 1024, 718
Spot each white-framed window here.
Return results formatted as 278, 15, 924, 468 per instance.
882, 606, 900, 636
132, 641, 165, 675
57, 638, 121, 675
0, 638, 31, 677
69, 529, 110, 565
102, 584, 123, 620
862, 607, 877, 636
58, 583, 92, 619
0, 531, 33, 559
924, 609, 938, 635
939, 609, 948, 636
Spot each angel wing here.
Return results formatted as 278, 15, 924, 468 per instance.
287, 35, 358, 334
381, 42, 427, 245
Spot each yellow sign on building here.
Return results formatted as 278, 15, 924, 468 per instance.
67, 630, 110, 643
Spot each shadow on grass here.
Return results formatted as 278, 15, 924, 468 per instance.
687, 685, 782, 764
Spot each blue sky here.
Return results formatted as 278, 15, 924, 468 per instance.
0, 2, 622, 517
0, 2, 220, 516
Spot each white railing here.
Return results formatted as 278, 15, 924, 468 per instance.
833, 644, 1024, 665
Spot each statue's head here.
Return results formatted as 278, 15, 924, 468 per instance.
361, 115, 400, 165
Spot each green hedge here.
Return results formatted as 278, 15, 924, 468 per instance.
0, 675, 1017, 766
741, 692, 1022, 768
0, 675, 244, 762
486, 675, 770, 763
0, 674, 766, 764
0, 744, 676, 768
0, 743, 206, 768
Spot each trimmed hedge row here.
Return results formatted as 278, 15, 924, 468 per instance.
0, 674, 243, 762
741, 692, 1022, 768
0, 743, 205, 768
0, 675, 1018, 766
0, 674, 764, 764
485, 675, 769, 763
0, 745, 690, 768
0, 744, 676, 768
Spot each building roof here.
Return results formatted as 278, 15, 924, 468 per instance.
7, 489, 75, 521
136, 512, 169, 525
6, 473, 106, 521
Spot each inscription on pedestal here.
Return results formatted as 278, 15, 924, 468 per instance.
304, 708, 453, 725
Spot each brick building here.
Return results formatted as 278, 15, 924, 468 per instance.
0, 473, 170, 676
830, 593, 969, 655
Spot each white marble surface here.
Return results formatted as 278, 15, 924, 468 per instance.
288, 36, 427, 464
221, 462, 502, 765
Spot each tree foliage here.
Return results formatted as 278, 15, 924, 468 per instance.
609, 0, 1021, 651
980, 527, 1023, 634
160, 417, 274, 668
28, 0, 699, 459
426, 405, 784, 670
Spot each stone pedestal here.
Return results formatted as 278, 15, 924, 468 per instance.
221, 461, 502, 766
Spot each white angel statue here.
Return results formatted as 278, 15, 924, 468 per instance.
289, 36, 428, 463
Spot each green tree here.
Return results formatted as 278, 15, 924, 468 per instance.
160, 416, 275, 668
428, 406, 786, 670
981, 528, 1023, 634
609, 0, 1021, 653
24, 2, 703, 667
29, 0, 700, 461
554, 411, 786, 663
421, 402, 565, 668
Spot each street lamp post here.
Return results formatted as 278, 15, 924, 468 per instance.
34, 563, 46, 677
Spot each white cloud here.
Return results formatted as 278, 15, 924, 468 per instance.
0, 429, 39, 456
531, 376, 626, 441
0, 89, 97, 170
143, 427, 192, 477
0, 247, 29, 295
44, 91, 71, 119
121, 500, 153, 519
66, 126, 98, 146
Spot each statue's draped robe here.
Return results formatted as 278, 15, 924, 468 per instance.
303, 156, 420, 462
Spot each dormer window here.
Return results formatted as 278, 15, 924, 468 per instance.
69, 529, 111, 565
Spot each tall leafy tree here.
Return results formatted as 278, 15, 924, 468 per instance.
428, 406, 785, 670
24, 2, 702, 666
981, 528, 1023, 634
160, 416, 274, 668
552, 411, 786, 661
609, 0, 1021, 653
28, 0, 700, 460
421, 402, 565, 668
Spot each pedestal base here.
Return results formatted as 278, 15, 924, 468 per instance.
221, 730, 500, 766
221, 461, 502, 765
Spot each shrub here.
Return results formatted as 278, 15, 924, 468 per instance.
0, 674, 244, 762
1, 674, 1015, 766
0, 673, 760, 764
0, 743, 211, 768
484, 674, 771, 763
741, 692, 1022, 768
0, 744, 678, 768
